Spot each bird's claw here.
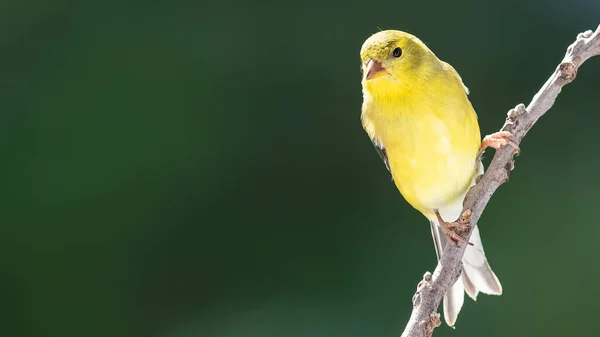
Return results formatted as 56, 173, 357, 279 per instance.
478, 131, 520, 158
435, 209, 473, 246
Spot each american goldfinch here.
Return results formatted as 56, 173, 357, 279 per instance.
360, 30, 513, 326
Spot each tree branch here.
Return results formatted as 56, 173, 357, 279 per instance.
401, 25, 600, 337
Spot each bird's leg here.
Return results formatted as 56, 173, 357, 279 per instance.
478, 131, 520, 158
435, 209, 473, 246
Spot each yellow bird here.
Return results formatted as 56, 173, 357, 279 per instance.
360, 30, 513, 326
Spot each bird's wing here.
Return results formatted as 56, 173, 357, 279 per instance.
371, 140, 391, 173
361, 114, 391, 176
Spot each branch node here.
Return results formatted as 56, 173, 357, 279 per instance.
504, 160, 515, 180
504, 104, 526, 134
578, 30, 593, 39
559, 60, 578, 82
413, 272, 433, 307
506, 103, 526, 121
458, 209, 472, 223
425, 313, 441, 337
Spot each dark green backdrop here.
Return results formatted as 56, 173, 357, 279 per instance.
3, 0, 600, 336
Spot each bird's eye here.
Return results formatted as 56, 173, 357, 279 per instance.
392, 47, 402, 58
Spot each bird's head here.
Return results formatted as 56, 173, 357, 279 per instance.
360, 30, 439, 98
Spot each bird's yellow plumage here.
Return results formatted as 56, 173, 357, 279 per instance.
360, 30, 502, 327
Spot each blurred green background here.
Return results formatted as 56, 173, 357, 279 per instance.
2, 0, 600, 336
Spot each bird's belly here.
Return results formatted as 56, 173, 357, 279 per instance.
383, 120, 478, 220
390, 150, 475, 216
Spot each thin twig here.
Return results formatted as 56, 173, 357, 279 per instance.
401, 25, 600, 337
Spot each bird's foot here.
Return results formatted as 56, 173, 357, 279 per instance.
435, 209, 473, 246
478, 131, 520, 158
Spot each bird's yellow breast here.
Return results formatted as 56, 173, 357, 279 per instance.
362, 77, 481, 220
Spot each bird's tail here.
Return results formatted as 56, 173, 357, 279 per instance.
430, 221, 502, 327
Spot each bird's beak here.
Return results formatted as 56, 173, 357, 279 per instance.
364, 59, 386, 80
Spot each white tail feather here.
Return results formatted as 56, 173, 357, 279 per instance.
430, 221, 502, 326
463, 226, 502, 297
